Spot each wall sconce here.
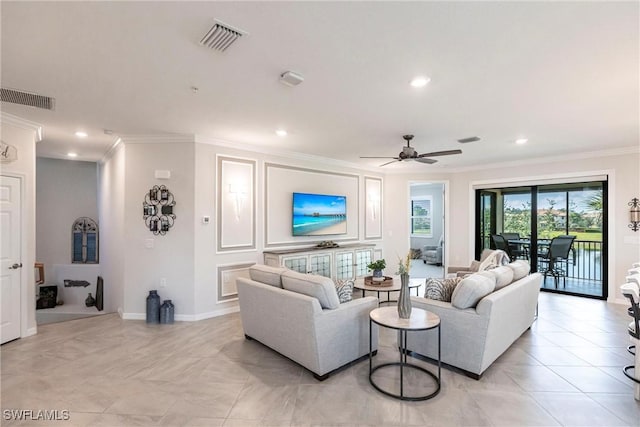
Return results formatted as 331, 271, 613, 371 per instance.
630, 198, 640, 232
229, 184, 248, 221
367, 192, 379, 220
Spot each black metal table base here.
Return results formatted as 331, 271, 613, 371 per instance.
369, 320, 441, 401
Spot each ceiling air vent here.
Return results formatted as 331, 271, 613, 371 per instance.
1, 88, 55, 110
199, 19, 247, 52
457, 136, 481, 144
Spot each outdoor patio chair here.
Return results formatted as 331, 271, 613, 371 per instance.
491, 234, 517, 262
537, 235, 576, 288
501, 232, 529, 260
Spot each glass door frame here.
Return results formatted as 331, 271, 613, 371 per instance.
474, 181, 607, 300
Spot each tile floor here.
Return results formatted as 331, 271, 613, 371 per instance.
1, 292, 639, 426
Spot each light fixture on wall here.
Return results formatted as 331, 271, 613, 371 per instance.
367, 192, 379, 220
629, 198, 640, 232
229, 184, 248, 221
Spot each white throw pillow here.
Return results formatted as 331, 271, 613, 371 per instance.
507, 260, 530, 281
487, 266, 514, 290
451, 273, 496, 309
249, 265, 288, 288
281, 270, 341, 309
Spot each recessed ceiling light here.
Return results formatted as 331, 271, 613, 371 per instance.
67, 152, 78, 158
515, 138, 528, 145
275, 129, 287, 137
410, 76, 430, 88
75, 131, 88, 138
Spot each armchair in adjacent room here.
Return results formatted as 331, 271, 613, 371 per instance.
422, 236, 443, 265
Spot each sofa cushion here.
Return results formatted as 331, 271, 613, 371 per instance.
249, 265, 288, 288
507, 260, 530, 281
486, 266, 515, 290
424, 277, 462, 302
451, 273, 496, 309
281, 270, 341, 309
334, 279, 354, 303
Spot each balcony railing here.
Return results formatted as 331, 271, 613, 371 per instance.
563, 239, 602, 282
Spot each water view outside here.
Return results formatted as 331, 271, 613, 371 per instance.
292, 193, 347, 236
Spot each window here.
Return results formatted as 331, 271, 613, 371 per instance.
411, 196, 432, 237
72, 217, 98, 263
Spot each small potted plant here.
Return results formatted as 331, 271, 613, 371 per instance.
367, 259, 387, 282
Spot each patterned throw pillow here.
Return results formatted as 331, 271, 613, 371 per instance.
334, 279, 354, 303
424, 277, 462, 302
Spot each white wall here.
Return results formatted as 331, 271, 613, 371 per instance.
36, 157, 98, 273
98, 143, 125, 314
192, 140, 384, 319
0, 114, 41, 337
384, 149, 640, 303
122, 141, 196, 318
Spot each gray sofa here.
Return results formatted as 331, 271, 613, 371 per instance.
236, 265, 379, 380
404, 261, 541, 379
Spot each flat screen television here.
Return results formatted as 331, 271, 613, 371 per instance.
292, 192, 347, 236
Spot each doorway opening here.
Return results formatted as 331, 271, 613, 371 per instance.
409, 182, 445, 284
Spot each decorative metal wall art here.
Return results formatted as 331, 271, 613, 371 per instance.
72, 217, 99, 263
143, 185, 176, 235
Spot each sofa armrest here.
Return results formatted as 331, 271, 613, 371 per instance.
405, 297, 491, 375
314, 296, 379, 374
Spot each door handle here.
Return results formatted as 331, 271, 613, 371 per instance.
9, 263, 22, 269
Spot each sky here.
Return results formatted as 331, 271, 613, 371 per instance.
503, 190, 601, 212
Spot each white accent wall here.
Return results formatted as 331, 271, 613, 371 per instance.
100, 137, 384, 320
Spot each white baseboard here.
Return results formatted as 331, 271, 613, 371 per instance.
121, 306, 240, 322
121, 312, 145, 320
25, 327, 37, 337
192, 306, 240, 321
608, 297, 629, 305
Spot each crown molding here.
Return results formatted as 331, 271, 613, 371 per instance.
446, 145, 640, 174
118, 134, 195, 144
99, 137, 123, 164
1, 113, 43, 142
196, 135, 383, 174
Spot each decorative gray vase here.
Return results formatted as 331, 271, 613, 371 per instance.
146, 290, 160, 324
398, 273, 412, 319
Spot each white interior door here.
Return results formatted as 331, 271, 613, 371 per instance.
1, 175, 22, 344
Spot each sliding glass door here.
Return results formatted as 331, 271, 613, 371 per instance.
475, 181, 607, 299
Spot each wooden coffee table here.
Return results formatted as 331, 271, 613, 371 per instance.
354, 276, 423, 305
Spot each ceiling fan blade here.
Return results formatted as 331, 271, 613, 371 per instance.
360, 156, 399, 159
379, 159, 400, 167
417, 149, 462, 158
416, 157, 438, 164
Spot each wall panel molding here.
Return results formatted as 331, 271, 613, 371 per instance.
217, 156, 256, 252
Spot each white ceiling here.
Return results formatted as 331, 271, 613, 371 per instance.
1, 1, 638, 170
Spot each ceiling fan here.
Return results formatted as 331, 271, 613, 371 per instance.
360, 134, 463, 167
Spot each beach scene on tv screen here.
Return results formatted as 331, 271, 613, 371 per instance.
292, 193, 347, 236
